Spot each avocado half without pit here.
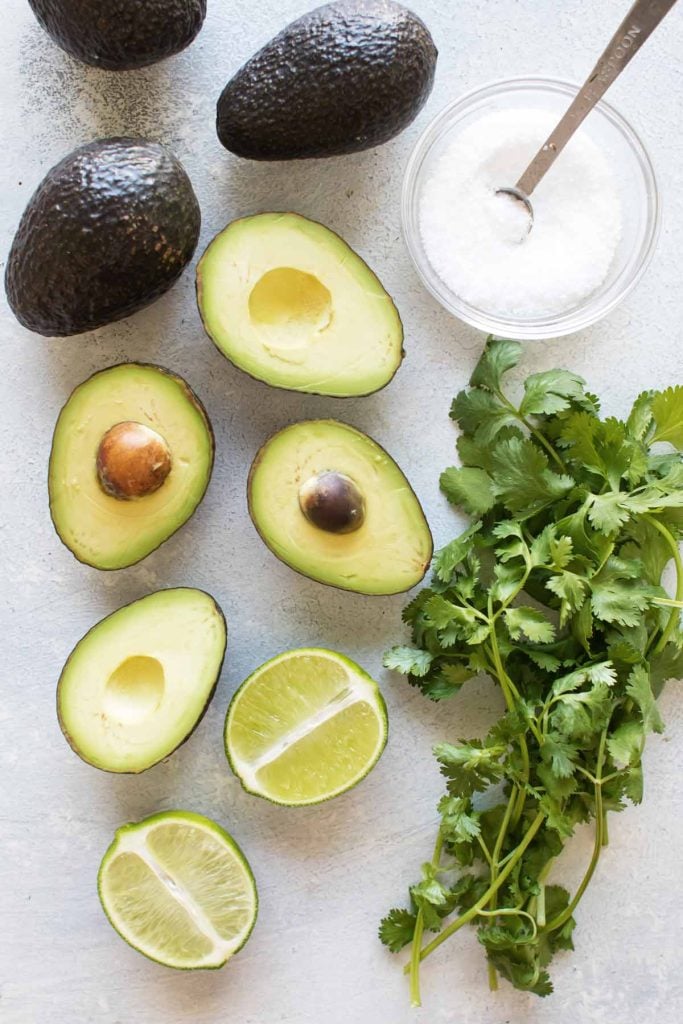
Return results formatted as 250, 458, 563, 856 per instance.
196, 213, 404, 397
48, 363, 214, 570
247, 420, 433, 595
57, 589, 226, 773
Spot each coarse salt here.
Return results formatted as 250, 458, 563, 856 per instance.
419, 109, 623, 318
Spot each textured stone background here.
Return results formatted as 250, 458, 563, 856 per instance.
1, 2, 682, 1022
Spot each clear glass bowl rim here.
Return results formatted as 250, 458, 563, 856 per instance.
401, 75, 661, 340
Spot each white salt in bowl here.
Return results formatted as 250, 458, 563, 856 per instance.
402, 77, 660, 340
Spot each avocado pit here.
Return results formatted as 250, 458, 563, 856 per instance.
97, 421, 172, 500
299, 471, 365, 534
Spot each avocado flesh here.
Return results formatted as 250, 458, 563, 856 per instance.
29, 1, 207, 71
216, 0, 437, 160
58, 589, 226, 774
248, 420, 433, 595
197, 213, 403, 397
5, 139, 200, 337
48, 363, 213, 570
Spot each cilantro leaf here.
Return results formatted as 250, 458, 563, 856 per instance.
587, 492, 631, 534
649, 642, 683, 697
379, 908, 416, 952
433, 522, 482, 582
651, 385, 683, 447
545, 570, 587, 625
440, 466, 495, 515
520, 369, 587, 417
625, 664, 664, 734
504, 606, 556, 643
626, 391, 654, 442
437, 795, 481, 844
435, 741, 504, 797
606, 719, 644, 768
541, 733, 579, 778
621, 517, 677, 585
450, 388, 519, 443
383, 646, 433, 677
489, 437, 573, 515
415, 663, 475, 701
590, 575, 653, 627
469, 337, 521, 391
552, 661, 617, 695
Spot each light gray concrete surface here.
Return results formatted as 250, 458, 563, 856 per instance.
1, 2, 682, 1022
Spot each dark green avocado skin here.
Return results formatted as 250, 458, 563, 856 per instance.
28, 0, 207, 71
216, 0, 437, 160
5, 139, 201, 337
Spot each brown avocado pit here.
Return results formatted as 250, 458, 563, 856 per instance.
298, 471, 365, 534
97, 421, 172, 500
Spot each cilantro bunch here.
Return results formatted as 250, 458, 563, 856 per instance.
380, 339, 683, 1004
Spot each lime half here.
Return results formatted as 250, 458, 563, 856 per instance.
98, 811, 257, 970
225, 648, 388, 806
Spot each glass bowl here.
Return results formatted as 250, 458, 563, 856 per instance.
402, 77, 660, 340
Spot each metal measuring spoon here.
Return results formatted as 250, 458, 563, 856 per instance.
497, 0, 679, 228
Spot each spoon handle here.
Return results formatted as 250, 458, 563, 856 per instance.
516, 0, 679, 196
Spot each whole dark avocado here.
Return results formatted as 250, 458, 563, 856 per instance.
216, 0, 437, 160
6, 138, 201, 337
28, 0, 207, 71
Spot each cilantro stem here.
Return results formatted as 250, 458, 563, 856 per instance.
494, 389, 569, 474
476, 906, 539, 941
593, 540, 616, 578
409, 909, 425, 1007
485, 784, 517, 989
407, 811, 545, 968
536, 883, 546, 928
409, 831, 444, 1007
545, 728, 607, 934
477, 834, 493, 867
487, 616, 531, 822
643, 515, 683, 654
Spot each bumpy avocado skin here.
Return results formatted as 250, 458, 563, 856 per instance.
28, 0, 207, 71
6, 139, 201, 337
216, 0, 437, 160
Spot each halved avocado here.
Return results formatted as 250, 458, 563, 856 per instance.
196, 213, 403, 397
58, 589, 226, 774
48, 363, 214, 570
247, 420, 433, 595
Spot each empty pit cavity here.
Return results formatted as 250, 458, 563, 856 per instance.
248, 268, 332, 348
104, 656, 165, 724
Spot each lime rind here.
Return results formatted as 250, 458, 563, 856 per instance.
98, 810, 258, 970
225, 648, 388, 807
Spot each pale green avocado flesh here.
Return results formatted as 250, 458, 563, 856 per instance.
58, 588, 226, 773
248, 420, 433, 595
196, 212, 404, 396
48, 363, 213, 570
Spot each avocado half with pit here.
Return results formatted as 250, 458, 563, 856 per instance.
247, 420, 433, 595
58, 589, 226, 773
196, 213, 403, 397
48, 363, 214, 570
